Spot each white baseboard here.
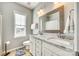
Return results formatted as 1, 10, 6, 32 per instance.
7, 46, 24, 52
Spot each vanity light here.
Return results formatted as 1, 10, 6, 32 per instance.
39, 9, 44, 13
54, 2, 59, 4
37, 9, 44, 17
37, 11, 41, 16
53, 2, 63, 8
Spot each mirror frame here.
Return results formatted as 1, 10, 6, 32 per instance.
39, 5, 64, 33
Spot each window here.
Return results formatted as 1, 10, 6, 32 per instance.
14, 12, 26, 38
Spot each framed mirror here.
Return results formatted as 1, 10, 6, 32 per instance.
39, 5, 64, 33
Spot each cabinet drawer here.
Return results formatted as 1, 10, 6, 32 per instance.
36, 39, 41, 44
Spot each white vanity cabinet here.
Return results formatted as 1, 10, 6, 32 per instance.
30, 35, 36, 56
42, 42, 59, 56
42, 47, 53, 56
30, 35, 75, 56
42, 41, 74, 56
35, 39, 42, 56
30, 35, 42, 56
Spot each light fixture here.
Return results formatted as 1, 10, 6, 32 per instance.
37, 9, 44, 17
53, 2, 63, 8
54, 2, 59, 4
37, 11, 41, 16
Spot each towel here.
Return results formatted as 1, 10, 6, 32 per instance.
64, 14, 70, 33
64, 9, 74, 34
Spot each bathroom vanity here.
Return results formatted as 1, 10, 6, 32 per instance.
30, 34, 75, 56
30, 5, 75, 56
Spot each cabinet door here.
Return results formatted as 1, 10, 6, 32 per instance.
30, 36, 35, 56
43, 47, 52, 56
42, 42, 58, 56
35, 39, 42, 56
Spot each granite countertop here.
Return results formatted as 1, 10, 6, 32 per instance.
32, 34, 74, 50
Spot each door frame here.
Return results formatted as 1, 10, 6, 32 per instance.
0, 14, 2, 55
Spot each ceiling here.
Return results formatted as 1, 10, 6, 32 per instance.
17, 2, 39, 9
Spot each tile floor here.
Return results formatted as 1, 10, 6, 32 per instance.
7, 49, 32, 56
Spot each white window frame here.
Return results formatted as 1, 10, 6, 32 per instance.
14, 11, 27, 38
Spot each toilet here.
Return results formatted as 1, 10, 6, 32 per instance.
23, 40, 30, 51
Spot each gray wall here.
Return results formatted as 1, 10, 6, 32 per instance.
0, 2, 32, 50
74, 2, 79, 52
33, 2, 74, 34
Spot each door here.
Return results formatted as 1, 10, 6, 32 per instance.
0, 15, 2, 55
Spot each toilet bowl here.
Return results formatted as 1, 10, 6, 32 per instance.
23, 40, 30, 50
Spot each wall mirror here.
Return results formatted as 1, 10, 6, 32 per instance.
39, 5, 64, 33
